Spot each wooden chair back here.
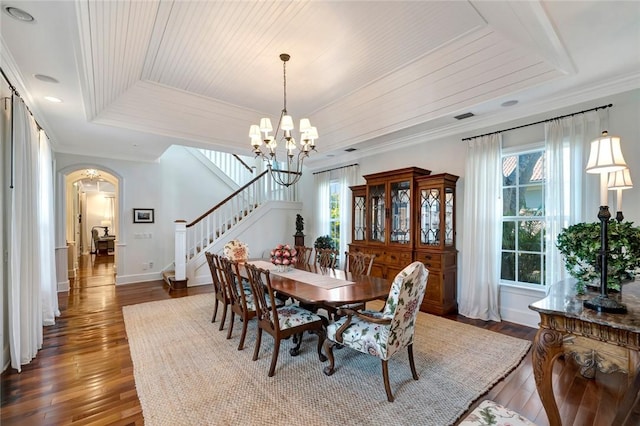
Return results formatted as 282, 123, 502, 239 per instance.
315, 248, 338, 269
205, 252, 230, 326
295, 246, 312, 266
244, 262, 327, 376
218, 256, 257, 349
244, 263, 277, 328
344, 251, 375, 276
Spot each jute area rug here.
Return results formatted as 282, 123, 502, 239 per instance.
123, 294, 531, 426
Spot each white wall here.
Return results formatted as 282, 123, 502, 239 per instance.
56, 145, 237, 284
302, 89, 640, 327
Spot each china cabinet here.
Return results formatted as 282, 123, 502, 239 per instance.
415, 173, 459, 314
349, 167, 459, 315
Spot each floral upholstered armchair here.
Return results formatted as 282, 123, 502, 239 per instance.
322, 261, 429, 402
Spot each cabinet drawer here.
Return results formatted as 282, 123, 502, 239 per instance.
414, 252, 441, 270
383, 250, 412, 267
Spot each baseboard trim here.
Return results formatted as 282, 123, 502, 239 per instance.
58, 280, 70, 292
116, 272, 163, 285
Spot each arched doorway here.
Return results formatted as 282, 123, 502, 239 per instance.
64, 167, 120, 287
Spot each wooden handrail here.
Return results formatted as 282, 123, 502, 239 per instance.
186, 170, 269, 228
233, 154, 254, 173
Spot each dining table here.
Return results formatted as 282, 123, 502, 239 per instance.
244, 259, 392, 307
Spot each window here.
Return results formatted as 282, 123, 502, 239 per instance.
501, 149, 546, 286
329, 180, 340, 250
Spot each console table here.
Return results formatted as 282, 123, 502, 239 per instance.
529, 279, 640, 425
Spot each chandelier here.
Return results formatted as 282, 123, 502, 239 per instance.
84, 169, 100, 180
249, 53, 318, 187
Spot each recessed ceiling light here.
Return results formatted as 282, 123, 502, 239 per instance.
44, 96, 62, 103
501, 100, 519, 107
4, 6, 34, 22
34, 74, 59, 83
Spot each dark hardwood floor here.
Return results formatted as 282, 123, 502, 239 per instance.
1, 254, 637, 425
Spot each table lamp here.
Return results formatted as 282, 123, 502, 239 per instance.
608, 167, 633, 222
584, 131, 628, 313
100, 220, 111, 237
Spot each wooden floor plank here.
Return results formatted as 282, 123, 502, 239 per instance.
1, 254, 637, 425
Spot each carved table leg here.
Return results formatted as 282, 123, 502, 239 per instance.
532, 327, 565, 426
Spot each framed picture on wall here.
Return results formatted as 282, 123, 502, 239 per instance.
133, 208, 154, 223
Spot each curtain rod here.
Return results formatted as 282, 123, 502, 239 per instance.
0, 67, 43, 131
312, 163, 359, 175
461, 103, 613, 141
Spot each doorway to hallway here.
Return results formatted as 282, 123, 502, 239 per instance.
71, 253, 116, 288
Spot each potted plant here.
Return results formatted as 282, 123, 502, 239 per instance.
556, 221, 640, 293
314, 235, 336, 250
314, 234, 338, 266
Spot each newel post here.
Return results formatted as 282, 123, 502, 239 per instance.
174, 220, 187, 282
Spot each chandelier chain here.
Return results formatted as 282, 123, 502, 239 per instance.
282, 59, 287, 114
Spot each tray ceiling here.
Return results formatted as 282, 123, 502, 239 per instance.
1, 1, 639, 166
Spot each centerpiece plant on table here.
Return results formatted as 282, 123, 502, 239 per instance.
270, 244, 298, 272
556, 221, 640, 293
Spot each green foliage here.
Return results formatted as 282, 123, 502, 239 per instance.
314, 235, 336, 250
556, 221, 640, 293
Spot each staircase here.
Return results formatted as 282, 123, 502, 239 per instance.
166, 169, 300, 289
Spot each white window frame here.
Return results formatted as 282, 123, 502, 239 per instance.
500, 143, 547, 290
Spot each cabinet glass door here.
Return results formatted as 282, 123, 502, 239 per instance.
444, 187, 455, 246
390, 180, 411, 244
353, 194, 366, 241
369, 184, 385, 242
420, 187, 440, 246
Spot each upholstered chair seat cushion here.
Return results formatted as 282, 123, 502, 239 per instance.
276, 306, 323, 330
458, 400, 536, 426
326, 315, 391, 359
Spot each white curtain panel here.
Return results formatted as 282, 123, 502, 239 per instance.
39, 130, 60, 325
336, 165, 359, 260
459, 134, 502, 322
313, 171, 331, 245
8, 96, 43, 370
544, 111, 603, 290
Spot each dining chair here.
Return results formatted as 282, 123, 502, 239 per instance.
315, 248, 339, 269
244, 262, 327, 377
205, 252, 230, 330
344, 251, 375, 276
294, 245, 312, 266
322, 261, 429, 402
324, 251, 377, 317
218, 255, 268, 351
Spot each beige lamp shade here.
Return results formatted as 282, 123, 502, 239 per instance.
101, 220, 112, 227
608, 168, 633, 190
586, 131, 627, 174
259, 118, 273, 133
280, 115, 294, 131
